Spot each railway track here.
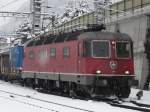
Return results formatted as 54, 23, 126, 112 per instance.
0, 95, 58, 112
90, 96, 150, 112
1, 89, 150, 112
108, 101, 150, 112
131, 100, 150, 108
0, 88, 94, 112
0, 81, 150, 112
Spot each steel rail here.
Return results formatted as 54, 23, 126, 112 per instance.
0, 88, 94, 112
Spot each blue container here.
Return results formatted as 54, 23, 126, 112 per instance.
10, 45, 24, 70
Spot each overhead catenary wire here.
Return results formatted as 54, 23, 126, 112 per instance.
0, 0, 19, 10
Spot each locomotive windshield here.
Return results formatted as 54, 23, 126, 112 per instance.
92, 40, 109, 58
116, 41, 131, 58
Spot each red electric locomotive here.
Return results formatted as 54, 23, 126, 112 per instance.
22, 28, 134, 98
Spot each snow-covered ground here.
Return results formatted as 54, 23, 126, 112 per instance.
129, 88, 150, 104
0, 80, 149, 112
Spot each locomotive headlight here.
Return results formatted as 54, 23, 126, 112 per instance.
125, 70, 130, 75
111, 41, 115, 44
96, 70, 102, 74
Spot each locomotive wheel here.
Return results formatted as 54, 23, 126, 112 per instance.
69, 83, 77, 98
72, 85, 92, 98
4, 75, 8, 82
82, 86, 94, 98
116, 86, 131, 98
25, 78, 34, 88
120, 86, 131, 98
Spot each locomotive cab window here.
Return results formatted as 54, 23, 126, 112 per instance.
116, 41, 131, 58
92, 40, 109, 58
63, 47, 70, 58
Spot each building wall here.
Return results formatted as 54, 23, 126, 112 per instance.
110, 0, 150, 17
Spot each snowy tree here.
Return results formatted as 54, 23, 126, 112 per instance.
58, 0, 92, 24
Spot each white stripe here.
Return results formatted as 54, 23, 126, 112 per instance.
22, 71, 135, 77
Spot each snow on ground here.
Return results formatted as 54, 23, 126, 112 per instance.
0, 80, 148, 112
130, 88, 150, 104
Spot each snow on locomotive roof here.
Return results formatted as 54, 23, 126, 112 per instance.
25, 31, 132, 47
78, 31, 132, 41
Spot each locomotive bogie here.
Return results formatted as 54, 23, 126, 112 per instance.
21, 73, 133, 97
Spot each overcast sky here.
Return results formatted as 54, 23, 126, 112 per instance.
0, 0, 120, 11
0, 0, 121, 30
0, 0, 27, 27
0, 0, 29, 13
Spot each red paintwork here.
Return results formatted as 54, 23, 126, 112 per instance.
84, 58, 134, 75
23, 41, 79, 73
23, 39, 134, 77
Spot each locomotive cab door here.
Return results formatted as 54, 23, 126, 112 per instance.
77, 41, 83, 73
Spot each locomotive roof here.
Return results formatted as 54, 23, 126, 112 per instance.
78, 31, 132, 41
26, 31, 132, 47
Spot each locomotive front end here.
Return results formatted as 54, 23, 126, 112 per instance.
82, 32, 135, 97
85, 39, 134, 76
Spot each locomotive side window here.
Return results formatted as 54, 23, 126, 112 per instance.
28, 50, 34, 59
39, 49, 47, 61
92, 40, 109, 58
63, 47, 70, 58
116, 41, 131, 58
50, 48, 56, 58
